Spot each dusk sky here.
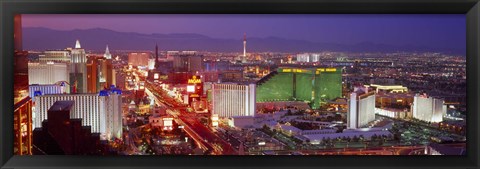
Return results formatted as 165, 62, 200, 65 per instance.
22, 14, 465, 51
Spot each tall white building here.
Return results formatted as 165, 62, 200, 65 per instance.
348, 88, 376, 129
412, 94, 445, 123
33, 89, 122, 140
69, 40, 87, 93
296, 53, 320, 63
28, 62, 69, 85
212, 83, 256, 118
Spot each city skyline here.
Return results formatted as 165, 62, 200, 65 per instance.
15, 15, 467, 156
22, 14, 465, 54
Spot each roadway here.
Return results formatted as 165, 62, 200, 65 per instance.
144, 81, 237, 155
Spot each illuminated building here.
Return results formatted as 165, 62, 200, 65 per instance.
86, 49, 114, 93
69, 40, 87, 93
39, 50, 71, 63
32, 101, 109, 155
375, 108, 408, 119
412, 94, 445, 123
212, 83, 256, 117
14, 14, 32, 155
375, 92, 414, 108
101, 52, 114, 89
347, 87, 376, 129
255, 67, 342, 109
34, 89, 123, 140
296, 53, 320, 63
28, 62, 69, 86
86, 56, 99, 93
186, 75, 204, 104
128, 52, 150, 67
14, 97, 32, 155
366, 84, 408, 93
172, 51, 203, 73
29, 84, 64, 102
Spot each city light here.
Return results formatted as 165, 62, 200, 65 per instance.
16, 14, 467, 156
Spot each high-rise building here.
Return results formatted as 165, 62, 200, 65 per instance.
212, 83, 256, 117
128, 52, 150, 67
14, 14, 32, 155
347, 87, 376, 129
28, 62, 69, 86
255, 67, 342, 109
69, 40, 87, 93
32, 101, 109, 155
412, 94, 445, 123
86, 56, 99, 93
172, 51, 203, 73
39, 50, 71, 63
33, 89, 123, 140
296, 53, 320, 63
86, 52, 114, 93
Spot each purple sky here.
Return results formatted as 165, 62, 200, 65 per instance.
22, 14, 465, 50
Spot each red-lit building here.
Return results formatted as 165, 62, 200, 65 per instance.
86, 52, 114, 93
14, 14, 32, 155
14, 97, 32, 155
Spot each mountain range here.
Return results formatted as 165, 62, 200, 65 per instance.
22, 27, 464, 55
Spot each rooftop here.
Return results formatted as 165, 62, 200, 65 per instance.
48, 101, 74, 112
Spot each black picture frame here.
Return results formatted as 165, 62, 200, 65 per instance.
1, 0, 479, 169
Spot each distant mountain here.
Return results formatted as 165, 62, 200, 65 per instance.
23, 27, 463, 55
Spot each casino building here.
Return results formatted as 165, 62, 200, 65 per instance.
29, 84, 64, 102
28, 62, 69, 86
69, 40, 88, 93
39, 50, 71, 63
212, 83, 256, 118
347, 87, 376, 129
255, 67, 342, 109
412, 94, 446, 123
33, 88, 123, 140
